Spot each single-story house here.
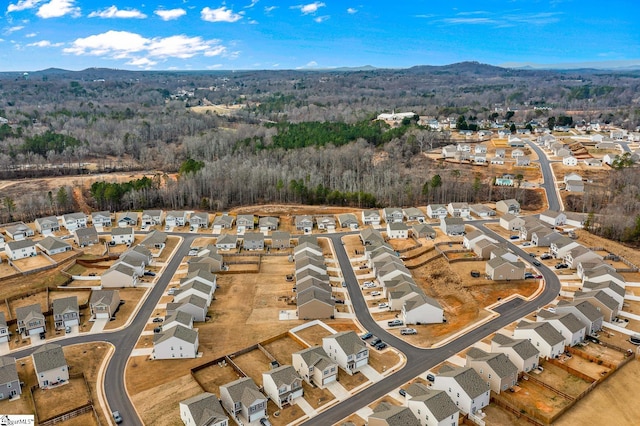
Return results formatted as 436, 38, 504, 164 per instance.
469, 204, 495, 218
4, 222, 34, 240
403, 208, 426, 223
412, 223, 436, 239
562, 156, 578, 166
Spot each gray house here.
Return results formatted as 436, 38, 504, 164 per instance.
236, 215, 256, 231
188, 212, 209, 229
52, 296, 79, 330
35, 216, 60, 234
0, 313, 8, 343
32, 343, 69, 389
295, 215, 314, 232
243, 232, 265, 250
219, 377, 267, 424
74, 226, 99, 247
0, 357, 21, 400
259, 216, 279, 232
179, 392, 228, 426
271, 231, 291, 249
213, 214, 235, 230
16, 303, 46, 337
36, 236, 72, 256
440, 217, 465, 235
91, 211, 112, 227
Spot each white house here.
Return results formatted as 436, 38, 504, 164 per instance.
153, 325, 199, 359
432, 366, 490, 416
62, 212, 87, 232
362, 209, 382, 226
440, 217, 465, 235
490, 333, 540, 373
111, 227, 134, 245
4, 222, 34, 240
322, 331, 369, 375
513, 321, 565, 359
562, 156, 578, 166
536, 310, 586, 347
555, 300, 603, 336
427, 204, 448, 219
35, 216, 60, 235
91, 211, 112, 227
5, 239, 37, 260
387, 222, 409, 239
32, 344, 68, 389
292, 346, 338, 389
179, 392, 228, 426
539, 210, 566, 227
262, 365, 304, 409
165, 211, 188, 228
402, 293, 444, 324
383, 207, 404, 224
167, 295, 208, 322
407, 389, 460, 426
447, 202, 470, 218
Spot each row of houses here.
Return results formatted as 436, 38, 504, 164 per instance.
462, 230, 526, 280
0, 343, 72, 393
362, 233, 444, 324
4, 235, 73, 261
180, 330, 368, 426
294, 241, 335, 320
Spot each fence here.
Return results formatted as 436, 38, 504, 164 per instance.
490, 395, 544, 426
401, 246, 435, 261
522, 372, 575, 401
38, 404, 96, 426
546, 357, 605, 382
406, 253, 442, 269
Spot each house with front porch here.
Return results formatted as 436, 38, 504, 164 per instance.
490, 333, 540, 373
52, 296, 79, 330
322, 331, 369, 375
165, 211, 187, 227
427, 204, 448, 219
32, 344, 68, 389
262, 365, 303, 409
316, 216, 337, 231
35, 216, 60, 235
16, 304, 46, 337
219, 377, 267, 424
188, 212, 209, 229
447, 202, 470, 218
513, 321, 565, 359
236, 215, 255, 232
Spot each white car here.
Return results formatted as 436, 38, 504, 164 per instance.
378, 303, 389, 309
371, 291, 381, 296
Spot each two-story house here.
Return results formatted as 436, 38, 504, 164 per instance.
322, 331, 369, 375
295, 215, 314, 233
432, 366, 490, 416
153, 325, 199, 359
219, 377, 267, 424
91, 211, 112, 227
52, 296, 79, 330
383, 208, 404, 224
513, 321, 565, 359
0, 313, 8, 343
141, 210, 163, 227
188, 212, 210, 229
465, 347, 518, 393
362, 209, 381, 226
111, 227, 134, 245
165, 211, 188, 228
426, 204, 448, 219
259, 216, 279, 232
407, 388, 460, 426
490, 333, 540, 373
537, 310, 586, 347
90, 290, 121, 319
262, 365, 303, 409
496, 199, 520, 215
292, 346, 338, 389
0, 357, 21, 400
74, 226, 99, 247
62, 212, 87, 232
236, 215, 255, 232
32, 343, 68, 388
16, 303, 46, 337
35, 216, 60, 235
447, 203, 471, 219
179, 392, 228, 426
555, 300, 603, 336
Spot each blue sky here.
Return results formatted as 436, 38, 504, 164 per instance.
0, 0, 638, 71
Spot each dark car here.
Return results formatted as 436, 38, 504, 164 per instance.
426, 373, 435, 382
510, 235, 519, 240
398, 388, 407, 397
360, 332, 373, 340
375, 342, 387, 350
152, 317, 163, 323
555, 263, 568, 269
144, 271, 156, 276
470, 270, 481, 278
112, 411, 123, 424
532, 260, 542, 267
370, 338, 382, 346
540, 253, 552, 260
153, 327, 162, 333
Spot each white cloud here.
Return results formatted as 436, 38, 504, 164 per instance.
264, 6, 277, 13
7, 0, 42, 13
305, 60, 317, 67
201, 6, 243, 23
27, 39, 62, 47
88, 6, 147, 19
244, 0, 259, 8
314, 15, 329, 23
37, 0, 80, 19
293, 2, 325, 15
25, 32, 37, 37
248, 19, 258, 24
5, 26, 24, 34
347, 7, 357, 14
63, 30, 229, 67
154, 8, 186, 21
206, 64, 222, 69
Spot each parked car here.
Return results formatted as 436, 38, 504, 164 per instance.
586, 335, 600, 344
525, 272, 535, 279
555, 263, 569, 269
65, 326, 72, 334
378, 303, 389, 309
398, 388, 407, 397
369, 338, 382, 347
361, 332, 373, 340
522, 242, 531, 246
401, 328, 417, 335
334, 299, 345, 304
387, 319, 404, 327
144, 271, 156, 276
260, 418, 272, 426
534, 274, 543, 279
510, 235, 520, 240
540, 253, 552, 260
426, 373, 435, 382
371, 291, 381, 297
152, 317, 164, 323
153, 327, 161, 333
629, 334, 640, 345
470, 270, 481, 278
112, 411, 123, 424
168, 288, 176, 295
532, 260, 542, 267
375, 342, 387, 350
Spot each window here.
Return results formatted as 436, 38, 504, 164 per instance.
488, 373, 492, 379
457, 393, 459, 398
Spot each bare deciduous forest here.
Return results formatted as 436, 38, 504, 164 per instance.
0, 62, 639, 243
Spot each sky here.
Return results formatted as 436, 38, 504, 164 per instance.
0, 0, 639, 72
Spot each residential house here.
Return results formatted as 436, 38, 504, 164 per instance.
362, 209, 382, 226
35, 216, 60, 235
426, 204, 448, 219
0, 313, 8, 343
236, 215, 255, 232
495, 148, 506, 158
582, 281, 625, 309
440, 217, 465, 236
262, 365, 303, 409
573, 290, 619, 322
294, 241, 323, 258
441, 145, 457, 158
603, 153, 618, 166
111, 227, 134, 245
117, 211, 139, 227
322, 331, 369, 375
292, 346, 338, 389
531, 229, 562, 247
403, 208, 426, 223
465, 347, 518, 393
565, 179, 584, 193
490, 247, 519, 263
162, 310, 194, 332
412, 224, 436, 239
565, 212, 588, 228
368, 402, 420, 426
490, 334, 540, 373
243, 232, 265, 250
175, 281, 215, 307
360, 228, 385, 245
577, 260, 616, 280
407, 389, 459, 426
271, 231, 291, 249
584, 158, 602, 167
180, 266, 218, 290
101, 263, 138, 288
141, 210, 163, 227
511, 149, 525, 158
463, 230, 496, 250
179, 392, 228, 426
316, 216, 336, 231
167, 294, 209, 322
473, 240, 500, 259
536, 310, 586, 347
4, 222, 34, 240
74, 226, 99, 247
555, 147, 571, 158
0, 357, 21, 400
491, 157, 505, 165
259, 216, 279, 232
564, 246, 602, 269
52, 296, 79, 330
91, 211, 112, 227
403, 293, 444, 325
562, 156, 578, 166
485, 257, 525, 281
90, 290, 120, 319
499, 213, 525, 231
469, 204, 495, 218
432, 366, 490, 416
153, 325, 199, 359
216, 234, 238, 251
581, 269, 626, 288
496, 199, 520, 215
457, 143, 471, 152
475, 144, 487, 154
62, 212, 87, 232
336, 213, 359, 230
387, 223, 409, 239
165, 211, 187, 228
295, 215, 314, 233
550, 236, 581, 258
32, 344, 68, 388
447, 203, 470, 218
297, 287, 334, 320
36, 236, 72, 256
295, 256, 327, 275
555, 300, 603, 335
219, 377, 267, 424
383, 208, 404, 224
513, 321, 565, 359
519, 217, 548, 241
539, 210, 567, 227
212, 214, 235, 231
474, 152, 487, 163
563, 172, 583, 185
5, 239, 37, 260
515, 155, 530, 166
188, 212, 209, 229
16, 304, 45, 337
140, 230, 167, 249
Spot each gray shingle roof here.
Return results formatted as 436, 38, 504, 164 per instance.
556, 300, 603, 322
410, 389, 459, 422
154, 324, 198, 345
263, 365, 300, 388
7, 239, 36, 251
437, 366, 489, 399
294, 346, 334, 371
32, 343, 66, 373
180, 392, 228, 426
370, 402, 420, 426
164, 310, 193, 327
466, 348, 518, 379
52, 296, 78, 316
583, 281, 625, 298
37, 236, 71, 252
16, 303, 43, 323
324, 331, 366, 356
492, 333, 539, 360
516, 321, 564, 346
111, 226, 134, 236
140, 230, 167, 246
0, 356, 18, 385
221, 377, 265, 408
90, 290, 119, 307
574, 290, 619, 311
297, 287, 334, 307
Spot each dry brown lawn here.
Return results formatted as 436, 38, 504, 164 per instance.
33, 377, 91, 421
535, 362, 592, 397
103, 287, 147, 330
155, 236, 181, 262
369, 348, 402, 374
483, 403, 523, 426
561, 354, 612, 380
294, 324, 333, 347
301, 381, 335, 409
58, 411, 99, 426
231, 349, 273, 387
193, 362, 244, 396
11, 254, 54, 270
268, 399, 305, 426
337, 369, 368, 391
262, 335, 306, 365
574, 229, 640, 268
499, 378, 572, 422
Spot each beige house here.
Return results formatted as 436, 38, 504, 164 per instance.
219, 377, 267, 424
292, 346, 338, 389
465, 347, 518, 393
90, 290, 121, 319
297, 287, 334, 320
485, 257, 525, 281
101, 263, 138, 288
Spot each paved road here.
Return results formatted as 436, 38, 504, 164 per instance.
526, 139, 561, 211
304, 228, 561, 425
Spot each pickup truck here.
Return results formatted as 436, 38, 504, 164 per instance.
400, 328, 417, 335
387, 319, 404, 327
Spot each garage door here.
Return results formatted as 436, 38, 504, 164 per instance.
95, 312, 110, 319
66, 319, 79, 327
